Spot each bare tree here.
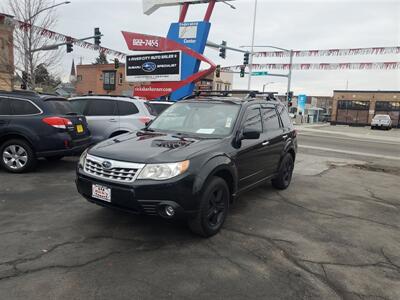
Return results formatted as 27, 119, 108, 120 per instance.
5, 0, 64, 88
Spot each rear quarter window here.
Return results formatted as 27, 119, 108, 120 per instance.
277, 105, 293, 129
11, 99, 41, 115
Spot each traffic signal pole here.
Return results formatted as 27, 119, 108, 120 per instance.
286, 50, 294, 104
247, 0, 258, 90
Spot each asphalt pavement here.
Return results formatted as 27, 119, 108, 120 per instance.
0, 127, 399, 300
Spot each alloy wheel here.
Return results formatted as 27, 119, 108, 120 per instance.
2, 145, 28, 170
206, 187, 227, 229
282, 158, 294, 185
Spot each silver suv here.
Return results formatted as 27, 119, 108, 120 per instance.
69, 95, 156, 143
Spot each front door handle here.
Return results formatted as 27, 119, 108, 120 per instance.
262, 141, 270, 146
108, 118, 117, 122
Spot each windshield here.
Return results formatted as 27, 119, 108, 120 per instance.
374, 115, 390, 120
148, 102, 240, 137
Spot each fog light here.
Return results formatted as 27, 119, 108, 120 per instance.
165, 205, 175, 217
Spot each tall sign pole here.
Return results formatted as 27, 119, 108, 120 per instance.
286, 49, 293, 104
247, 0, 258, 90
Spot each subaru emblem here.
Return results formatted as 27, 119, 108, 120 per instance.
102, 161, 112, 169
142, 62, 157, 73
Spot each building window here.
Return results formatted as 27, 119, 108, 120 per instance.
77, 75, 82, 81
103, 71, 116, 91
376, 101, 400, 111
119, 73, 123, 85
338, 100, 369, 110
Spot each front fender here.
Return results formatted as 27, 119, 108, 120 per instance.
193, 154, 237, 196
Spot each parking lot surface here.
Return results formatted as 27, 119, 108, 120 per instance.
1, 151, 400, 300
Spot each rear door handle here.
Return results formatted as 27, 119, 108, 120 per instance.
109, 118, 117, 122
262, 141, 270, 146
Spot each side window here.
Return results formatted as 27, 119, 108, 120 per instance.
86, 100, 117, 116
117, 101, 139, 115
277, 105, 293, 129
0, 98, 12, 115
243, 106, 262, 132
261, 106, 280, 131
11, 100, 41, 115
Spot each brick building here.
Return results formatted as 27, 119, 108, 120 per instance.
331, 90, 400, 127
0, 14, 14, 92
195, 71, 233, 92
75, 63, 140, 96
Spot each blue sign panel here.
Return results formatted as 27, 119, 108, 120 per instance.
167, 21, 211, 101
298, 94, 307, 113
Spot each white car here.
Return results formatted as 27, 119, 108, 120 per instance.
371, 114, 392, 130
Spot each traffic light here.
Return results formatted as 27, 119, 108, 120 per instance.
21, 71, 28, 90
243, 52, 250, 65
287, 91, 293, 103
215, 65, 221, 78
240, 66, 245, 78
66, 42, 73, 53
114, 58, 120, 69
219, 41, 226, 59
94, 27, 101, 46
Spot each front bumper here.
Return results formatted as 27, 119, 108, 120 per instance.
75, 171, 199, 219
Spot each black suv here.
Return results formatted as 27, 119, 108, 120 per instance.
0, 91, 91, 173
76, 96, 297, 237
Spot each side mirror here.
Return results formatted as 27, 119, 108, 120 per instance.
242, 127, 261, 140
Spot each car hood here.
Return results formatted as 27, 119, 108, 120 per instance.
88, 131, 224, 163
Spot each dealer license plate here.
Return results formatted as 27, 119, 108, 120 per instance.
76, 124, 84, 133
92, 184, 111, 202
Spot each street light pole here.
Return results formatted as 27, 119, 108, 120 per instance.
241, 44, 294, 105
23, 1, 71, 87
262, 82, 275, 93
247, 0, 258, 90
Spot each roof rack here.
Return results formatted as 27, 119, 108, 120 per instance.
189, 90, 279, 101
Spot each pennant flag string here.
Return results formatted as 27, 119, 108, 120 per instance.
13, 18, 127, 59
222, 62, 400, 71
254, 47, 400, 58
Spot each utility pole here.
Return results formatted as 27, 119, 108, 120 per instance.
247, 0, 258, 90
286, 50, 294, 104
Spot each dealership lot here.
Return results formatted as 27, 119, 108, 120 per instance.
1, 149, 400, 299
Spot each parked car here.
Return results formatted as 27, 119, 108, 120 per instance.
145, 101, 174, 115
0, 90, 91, 173
76, 95, 297, 237
69, 95, 156, 143
371, 114, 392, 130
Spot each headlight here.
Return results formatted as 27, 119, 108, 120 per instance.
138, 160, 190, 180
79, 148, 88, 168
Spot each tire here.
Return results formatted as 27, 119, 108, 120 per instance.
45, 156, 64, 161
272, 153, 294, 190
370, 126, 374, 130
0, 139, 37, 173
188, 177, 230, 237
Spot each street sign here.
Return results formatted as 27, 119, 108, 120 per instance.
125, 51, 181, 82
251, 71, 269, 76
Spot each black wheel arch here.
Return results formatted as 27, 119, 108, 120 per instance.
0, 133, 36, 152
193, 155, 238, 202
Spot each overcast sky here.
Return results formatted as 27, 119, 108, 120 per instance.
36, 0, 400, 95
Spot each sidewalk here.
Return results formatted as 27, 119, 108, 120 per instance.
295, 123, 400, 143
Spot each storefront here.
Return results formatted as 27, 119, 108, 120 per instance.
331, 90, 400, 127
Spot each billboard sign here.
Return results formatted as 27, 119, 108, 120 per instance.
126, 51, 181, 82
298, 94, 307, 113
